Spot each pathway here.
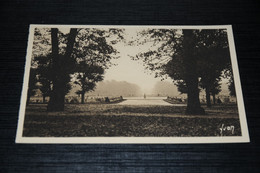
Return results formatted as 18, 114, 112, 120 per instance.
117, 97, 186, 106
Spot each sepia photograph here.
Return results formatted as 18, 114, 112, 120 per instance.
16, 25, 249, 143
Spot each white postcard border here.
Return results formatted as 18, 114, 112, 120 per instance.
15, 25, 250, 144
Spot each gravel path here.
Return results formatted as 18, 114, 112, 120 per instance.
117, 97, 185, 106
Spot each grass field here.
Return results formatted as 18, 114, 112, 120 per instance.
22, 103, 241, 137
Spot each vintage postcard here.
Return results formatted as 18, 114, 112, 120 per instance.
16, 25, 249, 143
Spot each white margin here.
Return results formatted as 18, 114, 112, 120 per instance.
15, 24, 250, 144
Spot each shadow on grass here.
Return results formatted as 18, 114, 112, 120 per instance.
22, 103, 241, 137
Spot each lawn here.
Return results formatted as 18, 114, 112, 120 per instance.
22, 103, 241, 137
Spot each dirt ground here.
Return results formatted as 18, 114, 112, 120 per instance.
22, 103, 241, 137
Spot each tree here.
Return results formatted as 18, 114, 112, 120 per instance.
132, 29, 230, 114
181, 30, 205, 114
31, 27, 124, 111
73, 28, 123, 103
70, 28, 124, 103
197, 29, 230, 107
223, 63, 236, 97
132, 29, 204, 114
47, 28, 78, 111
175, 81, 188, 94
74, 62, 104, 104
200, 76, 222, 106
72, 28, 123, 69
28, 28, 52, 104
38, 75, 51, 103
34, 54, 72, 103
34, 55, 52, 103
199, 75, 220, 107
27, 68, 38, 104
210, 79, 222, 104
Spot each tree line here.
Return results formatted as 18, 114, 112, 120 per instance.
131, 29, 235, 114
27, 27, 124, 111
27, 27, 235, 114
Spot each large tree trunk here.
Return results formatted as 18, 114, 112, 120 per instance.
64, 29, 78, 65
212, 93, 216, 105
81, 92, 85, 104
183, 30, 205, 115
43, 95, 46, 103
47, 28, 63, 111
47, 79, 66, 111
205, 87, 211, 107
186, 77, 205, 114
47, 28, 77, 111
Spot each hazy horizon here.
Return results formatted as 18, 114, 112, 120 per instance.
66, 79, 231, 98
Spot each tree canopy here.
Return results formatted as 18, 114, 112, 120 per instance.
74, 62, 104, 104
132, 28, 231, 114
30, 27, 124, 111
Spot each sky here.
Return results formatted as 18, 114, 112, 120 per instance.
103, 53, 168, 94
102, 28, 173, 94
